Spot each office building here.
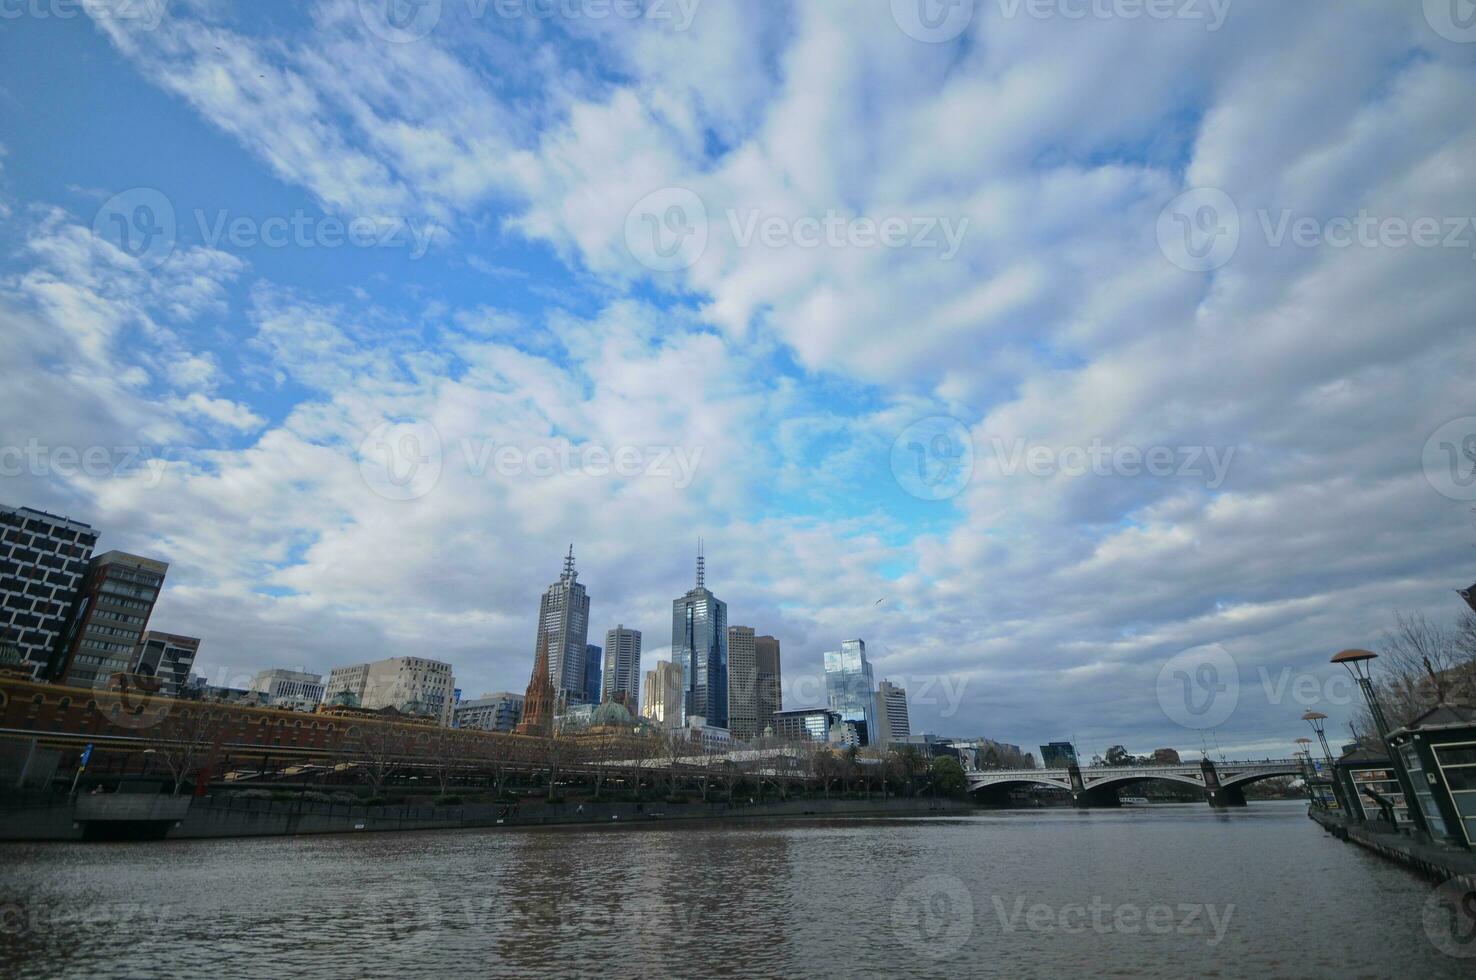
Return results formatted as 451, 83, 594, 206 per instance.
323, 656, 456, 724
0, 505, 98, 678
755, 634, 782, 734
454, 691, 525, 732
772, 707, 841, 744
132, 632, 200, 698
672, 545, 727, 729
602, 625, 642, 711
874, 679, 911, 749
824, 638, 876, 746
535, 546, 590, 707
584, 644, 603, 705
59, 551, 168, 689
249, 667, 324, 710
727, 625, 758, 741
1040, 742, 1078, 768
641, 659, 683, 730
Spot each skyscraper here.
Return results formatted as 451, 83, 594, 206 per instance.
602, 625, 642, 710
0, 505, 98, 679
535, 545, 590, 707
672, 544, 727, 729
58, 551, 169, 689
755, 634, 782, 735
727, 625, 758, 741
824, 638, 876, 746
874, 679, 911, 750
584, 644, 603, 705
641, 659, 684, 730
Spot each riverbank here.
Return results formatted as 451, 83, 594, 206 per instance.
0, 792, 974, 842
1308, 807, 1476, 887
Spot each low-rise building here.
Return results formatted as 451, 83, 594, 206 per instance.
771, 707, 841, 744
249, 667, 325, 711
131, 632, 200, 698
324, 656, 456, 725
454, 691, 525, 732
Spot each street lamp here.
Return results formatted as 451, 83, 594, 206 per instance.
1331, 648, 1428, 836
1302, 710, 1346, 812
1294, 737, 1319, 806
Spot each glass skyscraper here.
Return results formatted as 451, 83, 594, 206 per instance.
824, 638, 876, 746
536, 545, 590, 706
672, 546, 727, 729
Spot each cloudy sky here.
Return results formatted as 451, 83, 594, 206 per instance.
1, 0, 1473, 759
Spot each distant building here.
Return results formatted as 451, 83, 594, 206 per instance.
535, 546, 591, 707
324, 656, 456, 725
772, 707, 841, 743
874, 680, 911, 749
516, 634, 556, 736
824, 639, 876, 746
132, 632, 201, 698
58, 551, 169, 689
602, 626, 642, 711
727, 625, 758, 741
249, 667, 324, 710
755, 634, 782, 734
455, 691, 525, 732
673, 545, 727, 729
682, 715, 732, 754
641, 659, 683, 731
584, 644, 603, 705
1039, 742, 1078, 768
0, 505, 99, 679
1151, 747, 1181, 765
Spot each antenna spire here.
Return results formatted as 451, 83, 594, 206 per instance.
696, 537, 705, 589
563, 543, 576, 578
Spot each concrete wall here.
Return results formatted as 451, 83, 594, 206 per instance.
0, 794, 972, 842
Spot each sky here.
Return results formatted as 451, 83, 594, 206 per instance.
1, 0, 1473, 761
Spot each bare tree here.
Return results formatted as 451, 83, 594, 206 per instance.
354, 722, 415, 798
1356, 610, 1476, 732
145, 706, 226, 795
426, 728, 473, 798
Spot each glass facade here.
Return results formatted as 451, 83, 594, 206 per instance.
823, 639, 876, 746
1431, 741, 1476, 846
1398, 743, 1449, 838
672, 582, 727, 730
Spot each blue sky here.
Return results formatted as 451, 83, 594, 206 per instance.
1, 1, 1474, 759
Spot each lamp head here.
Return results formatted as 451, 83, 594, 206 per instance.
1331, 648, 1377, 681
1302, 709, 1328, 733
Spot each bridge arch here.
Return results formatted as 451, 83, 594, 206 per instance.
1080, 772, 1206, 793
1219, 767, 1300, 790
967, 775, 1073, 795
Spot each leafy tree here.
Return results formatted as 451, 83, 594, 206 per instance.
930, 756, 968, 798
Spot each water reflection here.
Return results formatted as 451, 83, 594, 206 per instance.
0, 802, 1468, 979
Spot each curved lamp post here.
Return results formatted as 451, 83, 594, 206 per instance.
1301, 710, 1346, 811
1294, 737, 1319, 806
1331, 648, 1428, 836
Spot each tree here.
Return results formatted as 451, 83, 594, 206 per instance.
1104, 745, 1133, 766
426, 728, 473, 798
146, 706, 226, 795
931, 756, 968, 799
892, 746, 928, 796
354, 721, 414, 797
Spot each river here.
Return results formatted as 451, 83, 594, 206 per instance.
0, 800, 1467, 977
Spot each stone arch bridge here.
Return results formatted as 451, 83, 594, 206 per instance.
967, 759, 1302, 807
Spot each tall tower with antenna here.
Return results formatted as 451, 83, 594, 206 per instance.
671, 539, 728, 730
534, 544, 592, 707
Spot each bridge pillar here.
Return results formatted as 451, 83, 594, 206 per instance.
1067, 765, 1121, 808
1201, 760, 1246, 808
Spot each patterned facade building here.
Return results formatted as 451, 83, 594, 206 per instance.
58, 551, 168, 689
0, 505, 98, 679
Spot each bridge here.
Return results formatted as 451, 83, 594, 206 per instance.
967, 758, 1303, 807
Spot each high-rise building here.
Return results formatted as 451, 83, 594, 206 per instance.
641, 659, 683, 730
584, 644, 603, 705
0, 505, 99, 679
755, 634, 782, 735
323, 656, 456, 725
772, 707, 841, 743
516, 634, 555, 736
1039, 742, 1078, 768
727, 625, 758, 741
672, 544, 727, 729
823, 638, 876, 746
874, 679, 911, 749
59, 551, 169, 689
132, 632, 200, 698
535, 545, 590, 708
455, 691, 525, 732
248, 667, 324, 709
602, 626, 642, 710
